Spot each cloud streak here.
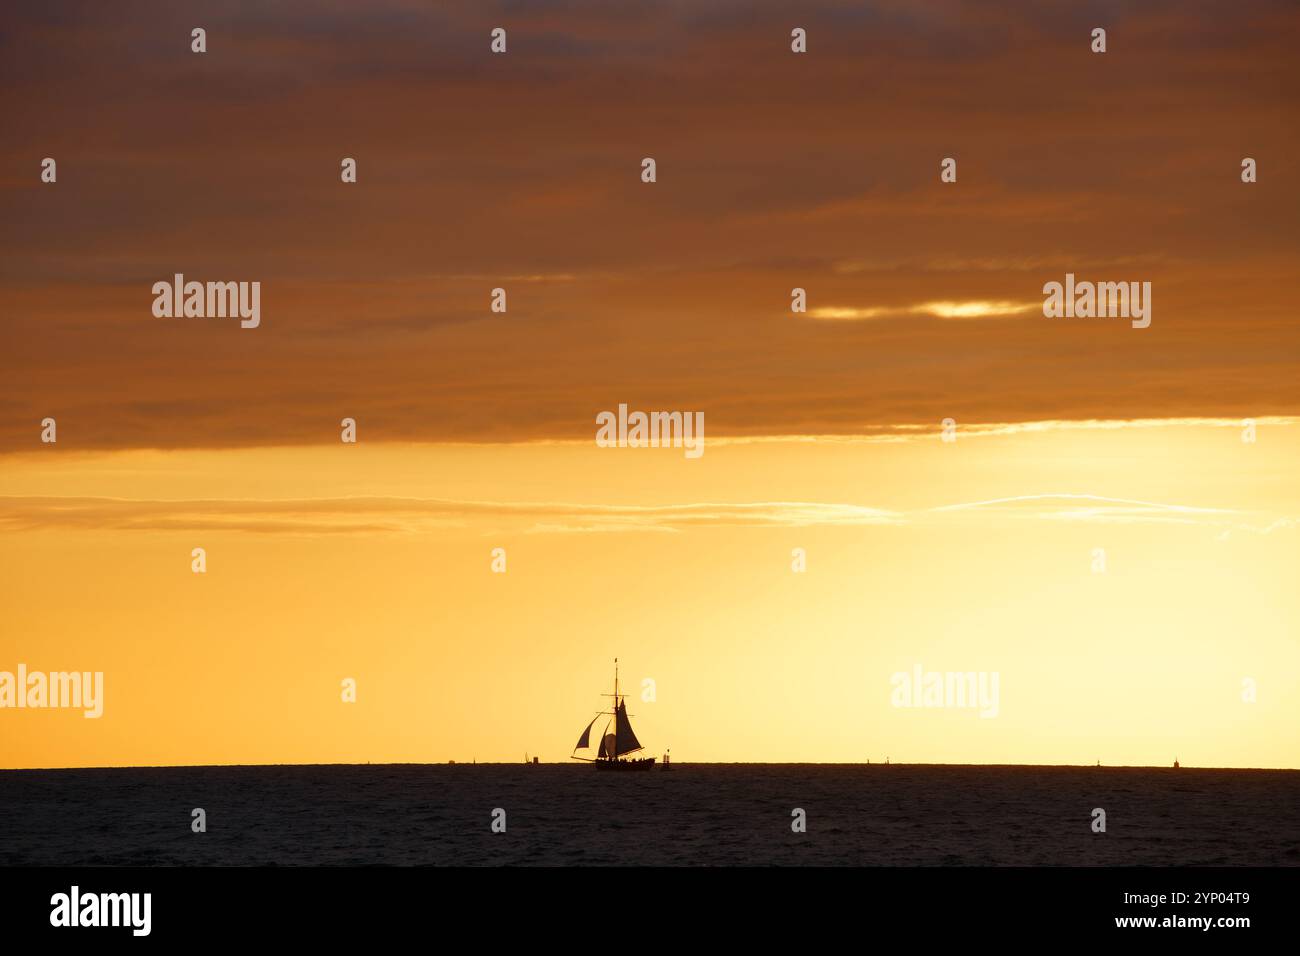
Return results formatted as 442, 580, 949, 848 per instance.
807, 300, 1039, 321
0, 495, 901, 536
2, 491, 1289, 537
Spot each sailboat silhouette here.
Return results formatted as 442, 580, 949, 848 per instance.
571, 659, 656, 771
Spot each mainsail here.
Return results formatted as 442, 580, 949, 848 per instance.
614, 700, 643, 756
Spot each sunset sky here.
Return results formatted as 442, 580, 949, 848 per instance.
2, 1, 1297, 769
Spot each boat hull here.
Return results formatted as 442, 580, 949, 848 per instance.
594, 757, 656, 771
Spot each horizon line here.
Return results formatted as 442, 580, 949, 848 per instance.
3, 760, 1297, 773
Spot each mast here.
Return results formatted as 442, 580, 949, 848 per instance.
612, 658, 619, 761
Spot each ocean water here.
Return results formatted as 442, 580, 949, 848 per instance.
1, 764, 1297, 866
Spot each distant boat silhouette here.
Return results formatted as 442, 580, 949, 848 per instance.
1174, 758, 1180, 769
571, 659, 656, 771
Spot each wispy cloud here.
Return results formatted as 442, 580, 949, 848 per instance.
915, 300, 1038, 319
2, 491, 1291, 537
705, 417, 1300, 446
925, 493, 1300, 535
807, 300, 1038, 321
0, 496, 902, 536
929, 493, 1239, 524
806, 306, 896, 321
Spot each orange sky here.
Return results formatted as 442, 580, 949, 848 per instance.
2, 428, 1298, 769
1, 1, 1297, 769
2, 0, 1298, 448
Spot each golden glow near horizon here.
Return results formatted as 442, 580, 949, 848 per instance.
808, 301, 1038, 321
2, 421, 1297, 770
